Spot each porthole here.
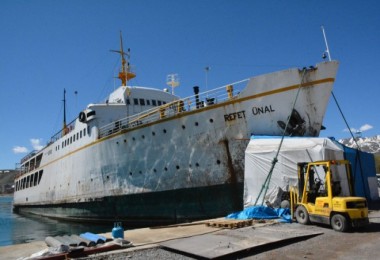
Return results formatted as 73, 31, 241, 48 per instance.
153, 169, 157, 173
195, 122, 199, 126
209, 119, 214, 123
176, 165, 180, 170
217, 160, 221, 165
182, 125, 186, 129
132, 137, 136, 141
164, 167, 168, 171
163, 129, 167, 134
116, 141, 119, 144
129, 172, 132, 176
139, 171, 142, 174
142, 135, 145, 139
106, 176, 109, 179
91, 178, 93, 182
124, 139, 127, 143
152, 132, 156, 136
195, 163, 200, 167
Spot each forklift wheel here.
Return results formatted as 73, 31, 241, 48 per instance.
295, 206, 310, 225
331, 214, 349, 232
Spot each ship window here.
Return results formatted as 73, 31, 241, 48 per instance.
84, 128, 86, 136
80, 131, 82, 138
152, 100, 157, 106
77, 133, 79, 140
73, 134, 76, 142
34, 172, 38, 185
87, 110, 96, 117
26, 175, 30, 188
163, 101, 166, 105
139, 99, 145, 105
38, 170, 43, 184
126, 98, 130, 105
134, 98, 138, 105
147, 100, 151, 105
62, 141, 64, 148
158, 100, 162, 106
30, 174, 34, 187
70, 137, 73, 144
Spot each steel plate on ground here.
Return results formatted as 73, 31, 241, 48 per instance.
160, 224, 323, 259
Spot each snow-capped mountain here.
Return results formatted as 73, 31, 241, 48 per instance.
339, 135, 380, 154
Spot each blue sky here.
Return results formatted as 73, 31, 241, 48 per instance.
0, 0, 379, 169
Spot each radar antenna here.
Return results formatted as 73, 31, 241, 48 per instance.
166, 74, 180, 95
111, 31, 135, 86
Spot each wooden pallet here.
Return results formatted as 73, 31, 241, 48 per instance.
205, 219, 253, 229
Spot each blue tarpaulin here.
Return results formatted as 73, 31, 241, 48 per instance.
226, 206, 292, 223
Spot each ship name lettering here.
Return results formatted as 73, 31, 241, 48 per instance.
252, 105, 275, 115
224, 110, 246, 122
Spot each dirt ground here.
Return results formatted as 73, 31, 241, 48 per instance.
243, 213, 380, 260
83, 203, 380, 260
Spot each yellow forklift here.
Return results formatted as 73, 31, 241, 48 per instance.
290, 160, 369, 232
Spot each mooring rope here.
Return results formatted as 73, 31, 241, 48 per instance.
331, 91, 367, 197
254, 67, 308, 206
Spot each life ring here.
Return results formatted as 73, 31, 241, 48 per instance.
78, 112, 86, 123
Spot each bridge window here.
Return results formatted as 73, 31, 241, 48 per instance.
152, 100, 157, 106
139, 98, 145, 105
134, 98, 138, 105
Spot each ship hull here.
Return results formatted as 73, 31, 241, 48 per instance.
14, 182, 244, 225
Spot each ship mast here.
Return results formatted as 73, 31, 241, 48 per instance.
111, 31, 136, 86
62, 88, 67, 136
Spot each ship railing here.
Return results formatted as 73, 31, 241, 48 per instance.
49, 118, 77, 144
98, 79, 249, 138
20, 150, 37, 164
14, 163, 28, 178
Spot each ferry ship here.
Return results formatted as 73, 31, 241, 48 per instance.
13, 35, 339, 225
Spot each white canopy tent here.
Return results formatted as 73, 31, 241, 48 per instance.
243, 137, 345, 207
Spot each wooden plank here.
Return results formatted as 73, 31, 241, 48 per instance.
205, 219, 253, 229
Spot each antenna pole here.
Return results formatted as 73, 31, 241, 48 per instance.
205, 66, 210, 97
321, 26, 332, 61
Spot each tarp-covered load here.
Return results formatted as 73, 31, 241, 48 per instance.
244, 136, 378, 207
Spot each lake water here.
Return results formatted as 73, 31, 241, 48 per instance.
0, 196, 111, 246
